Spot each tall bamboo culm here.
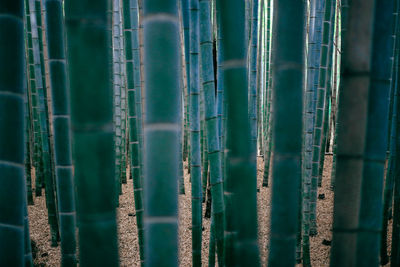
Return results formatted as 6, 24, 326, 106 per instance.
131, 0, 144, 190
44, 0, 78, 264
65, 0, 120, 265
218, 0, 260, 265
381, 1, 400, 264
199, 0, 225, 265
23, 64, 33, 266
355, 0, 394, 265
330, 0, 375, 266
113, 0, 123, 199
313, 0, 334, 191
122, 0, 145, 264
29, 0, 59, 245
0, 0, 26, 265
267, 0, 305, 265
262, 0, 273, 187
189, 0, 202, 265
143, 0, 181, 265
24, 0, 43, 198
248, 0, 259, 158
181, 0, 190, 162
308, 0, 325, 237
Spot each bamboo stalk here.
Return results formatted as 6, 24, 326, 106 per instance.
189, 0, 202, 264
142, 0, 181, 265
330, 0, 375, 265
268, 0, 305, 265
44, 0, 78, 264
0, 0, 26, 264
355, 0, 394, 265
29, 0, 59, 246
199, 0, 225, 264
65, 0, 120, 265
219, 0, 260, 264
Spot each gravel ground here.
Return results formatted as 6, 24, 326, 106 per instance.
28, 155, 392, 266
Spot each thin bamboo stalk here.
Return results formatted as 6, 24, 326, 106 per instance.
189, 0, 202, 264
199, 0, 225, 264
44, 0, 78, 264
29, 0, 59, 245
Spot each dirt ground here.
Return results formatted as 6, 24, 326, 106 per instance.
28, 155, 391, 266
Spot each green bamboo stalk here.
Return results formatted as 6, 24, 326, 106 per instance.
200, 116, 208, 201
199, 0, 225, 264
189, 0, 202, 265
44, 0, 78, 264
381, 3, 400, 264
302, 1, 316, 263
38, 2, 57, 203
262, 0, 272, 187
23, 32, 34, 206
24, 0, 43, 197
318, 81, 330, 177
308, 0, 326, 237
318, 4, 337, 182
318, 1, 338, 183
312, 0, 333, 191
119, 3, 128, 185
28, 0, 59, 246
267, 0, 305, 265
131, 0, 144, 192
113, 0, 123, 199
177, 1, 186, 195
65, 0, 120, 265
208, 212, 216, 267
0, 0, 26, 264
249, 0, 259, 159
25, 97, 34, 205
201, 135, 208, 201
138, 0, 145, 121
256, 0, 264, 156
330, 0, 375, 265
35, 0, 47, 105
122, 0, 145, 263
23, 81, 33, 267
23, 191, 33, 267
214, 0, 224, 186
355, 1, 394, 265
330, 0, 343, 190
219, 0, 260, 265
143, 0, 180, 265
392, 94, 400, 267
23, 100, 33, 265
181, 0, 190, 162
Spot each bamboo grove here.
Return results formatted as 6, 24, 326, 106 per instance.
2, 0, 400, 266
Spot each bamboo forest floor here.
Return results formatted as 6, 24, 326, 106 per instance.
28, 155, 392, 266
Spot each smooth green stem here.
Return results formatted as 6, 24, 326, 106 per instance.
0, 1, 26, 264
142, 1, 181, 266
268, 0, 305, 266
65, 0, 120, 265
44, 0, 78, 264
